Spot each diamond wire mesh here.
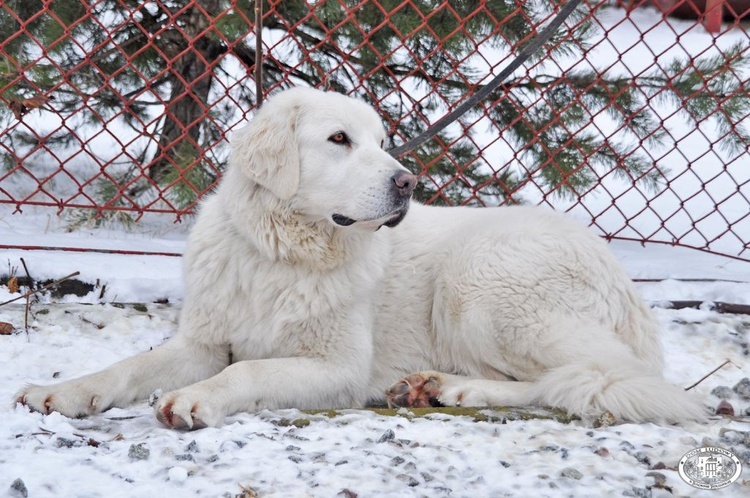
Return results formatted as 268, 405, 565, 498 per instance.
0, 1, 748, 260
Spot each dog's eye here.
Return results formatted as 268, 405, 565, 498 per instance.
328, 132, 350, 145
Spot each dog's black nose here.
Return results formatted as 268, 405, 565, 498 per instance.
391, 170, 417, 197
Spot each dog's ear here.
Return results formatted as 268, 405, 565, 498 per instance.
230, 99, 300, 200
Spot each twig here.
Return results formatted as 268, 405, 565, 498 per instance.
20, 257, 34, 334
0, 271, 80, 307
20, 258, 32, 282
684, 359, 734, 391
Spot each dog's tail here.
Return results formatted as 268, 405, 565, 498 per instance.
529, 361, 706, 423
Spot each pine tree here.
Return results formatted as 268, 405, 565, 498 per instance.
0, 0, 748, 223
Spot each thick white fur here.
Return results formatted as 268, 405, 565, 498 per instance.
17, 88, 705, 427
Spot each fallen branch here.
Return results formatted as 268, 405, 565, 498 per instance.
653, 300, 750, 315
0, 271, 80, 307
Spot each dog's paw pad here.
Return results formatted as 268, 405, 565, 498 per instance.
386, 372, 443, 408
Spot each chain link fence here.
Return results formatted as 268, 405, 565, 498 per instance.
1, 1, 748, 260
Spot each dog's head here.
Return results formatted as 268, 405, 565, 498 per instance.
230, 87, 416, 230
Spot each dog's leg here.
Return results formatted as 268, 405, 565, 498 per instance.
386, 371, 535, 408
154, 357, 367, 429
16, 336, 228, 418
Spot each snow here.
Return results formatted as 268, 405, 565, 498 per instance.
1, 6, 750, 498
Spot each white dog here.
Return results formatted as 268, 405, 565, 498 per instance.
17, 88, 705, 428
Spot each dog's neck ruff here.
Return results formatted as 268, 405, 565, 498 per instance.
221, 173, 372, 270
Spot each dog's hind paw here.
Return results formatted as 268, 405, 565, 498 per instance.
386, 372, 444, 408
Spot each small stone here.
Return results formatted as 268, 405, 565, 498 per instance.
559, 467, 583, 480
288, 455, 303, 463
9, 478, 28, 498
335, 460, 348, 466
390, 456, 405, 466
396, 474, 418, 487
128, 443, 150, 460
499, 460, 511, 468
175, 453, 194, 461
733, 448, 750, 464
733, 378, 750, 400
206, 454, 219, 463
377, 429, 395, 443
645, 471, 667, 487
55, 437, 79, 448
649, 461, 667, 470
285, 445, 300, 451
711, 385, 734, 399
633, 451, 651, 466
716, 399, 735, 416
420, 472, 434, 482
594, 410, 617, 428
595, 447, 610, 458
185, 440, 199, 453
719, 429, 745, 444
623, 487, 652, 498
619, 441, 635, 451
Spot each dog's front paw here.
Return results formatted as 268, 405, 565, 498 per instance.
154, 389, 223, 430
16, 382, 108, 418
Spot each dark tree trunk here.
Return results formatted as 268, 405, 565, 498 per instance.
148, 0, 223, 185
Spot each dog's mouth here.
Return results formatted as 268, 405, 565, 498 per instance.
332, 205, 409, 229
331, 213, 357, 226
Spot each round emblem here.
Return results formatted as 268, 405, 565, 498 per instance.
678, 446, 742, 490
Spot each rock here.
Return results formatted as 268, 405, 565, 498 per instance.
9, 478, 28, 498
377, 429, 395, 443
645, 471, 667, 487
128, 443, 150, 461
719, 428, 745, 444
715, 399, 735, 416
623, 486, 652, 497
560, 467, 583, 480
390, 456, 405, 466
55, 437, 79, 448
710, 385, 733, 399
185, 440, 199, 453
396, 474, 419, 487
633, 451, 651, 466
595, 447, 610, 458
733, 378, 750, 400
594, 411, 616, 428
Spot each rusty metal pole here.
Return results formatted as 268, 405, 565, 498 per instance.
254, 0, 263, 106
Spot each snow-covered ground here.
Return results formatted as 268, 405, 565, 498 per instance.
1, 5, 750, 498
0, 242, 749, 497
